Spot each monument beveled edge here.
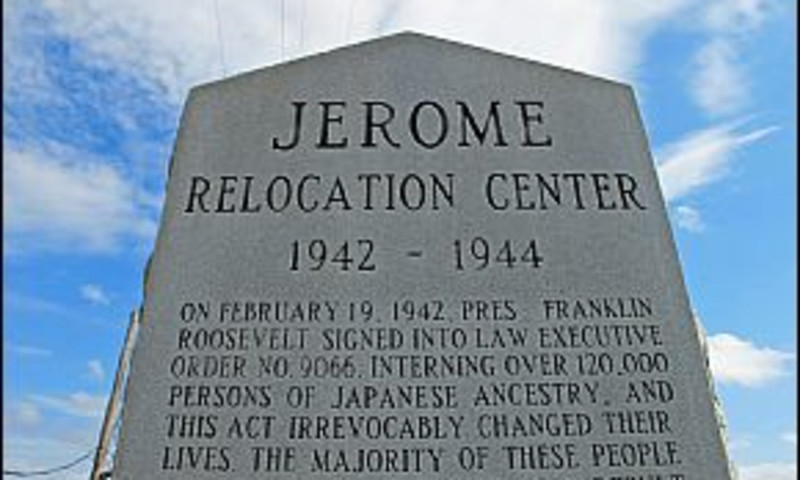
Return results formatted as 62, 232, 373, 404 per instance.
115, 33, 733, 479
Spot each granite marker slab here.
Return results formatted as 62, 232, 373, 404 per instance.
114, 33, 733, 479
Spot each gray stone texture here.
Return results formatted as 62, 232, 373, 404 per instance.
115, 33, 732, 479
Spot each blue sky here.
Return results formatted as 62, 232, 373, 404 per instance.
3, 1, 796, 478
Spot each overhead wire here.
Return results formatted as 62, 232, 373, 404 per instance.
3, 449, 95, 477
300, 0, 307, 54
213, 0, 228, 77
345, 0, 356, 43
281, 0, 286, 60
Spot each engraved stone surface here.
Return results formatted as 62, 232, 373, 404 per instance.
114, 33, 733, 479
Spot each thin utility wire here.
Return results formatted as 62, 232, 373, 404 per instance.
213, 0, 228, 77
3, 449, 95, 477
281, 0, 286, 60
345, 0, 356, 43
299, 0, 307, 53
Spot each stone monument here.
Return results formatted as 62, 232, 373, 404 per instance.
114, 33, 733, 479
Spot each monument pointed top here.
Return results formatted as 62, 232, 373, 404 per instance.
194, 30, 626, 94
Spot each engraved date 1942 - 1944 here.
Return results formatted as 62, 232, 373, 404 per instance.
288, 237, 544, 272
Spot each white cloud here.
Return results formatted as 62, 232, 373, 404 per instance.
4, 394, 102, 480
381, 0, 692, 82
782, 432, 797, 446
80, 284, 110, 306
3, 402, 44, 429
673, 204, 705, 232
3, 436, 96, 480
31, 392, 107, 418
3, 3, 64, 106
86, 359, 105, 382
706, 0, 773, 33
689, 0, 776, 116
35, 0, 318, 102
16, 403, 43, 427
25, 0, 694, 103
6, 343, 53, 357
727, 434, 753, 451
5, 291, 68, 315
3, 142, 158, 253
707, 333, 795, 387
656, 122, 777, 202
737, 462, 797, 480
691, 39, 748, 116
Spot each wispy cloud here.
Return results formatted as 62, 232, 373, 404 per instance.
6, 343, 53, 358
737, 462, 797, 480
689, 0, 777, 117
707, 333, 795, 387
727, 433, 753, 451
705, 0, 773, 33
673, 204, 706, 232
14, 0, 694, 105
80, 284, 110, 306
5, 291, 68, 315
2, 3, 63, 107
381, 0, 692, 82
691, 39, 748, 116
4, 391, 102, 480
656, 121, 777, 202
782, 432, 797, 446
3, 436, 97, 480
3, 402, 44, 429
30, 392, 107, 418
3, 142, 158, 254
86, 360, 105, 382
